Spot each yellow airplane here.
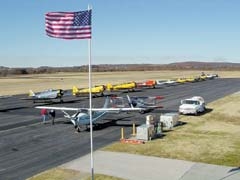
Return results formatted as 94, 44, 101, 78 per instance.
185, 77, 196, 83
199, 75, 207, 80
106, 81, 136, 92
176, 78, 187, 83
72, 85, 105, 97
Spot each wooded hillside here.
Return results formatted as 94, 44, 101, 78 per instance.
1, 61, 240, 77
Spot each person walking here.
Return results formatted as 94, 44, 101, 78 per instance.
41, 108, 48, 124
49, 109, 56, 125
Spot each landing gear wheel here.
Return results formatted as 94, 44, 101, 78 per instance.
76, 126, 81, 133
139, 110, 145, 114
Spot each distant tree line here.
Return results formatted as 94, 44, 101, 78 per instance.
0, 62, 240, 77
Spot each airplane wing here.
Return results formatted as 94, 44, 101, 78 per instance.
35, 106, 83, 111
35, 106, 143, 112
111, 95, 164, 108
108, 95, 164, 114
22, 97, 58, 100
91, 107, 143, 111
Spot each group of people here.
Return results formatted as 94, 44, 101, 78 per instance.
40, 108, 55, 125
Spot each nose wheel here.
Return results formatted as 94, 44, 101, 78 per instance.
75, 125, 87, 133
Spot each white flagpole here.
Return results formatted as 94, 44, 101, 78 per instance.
88, 5, 94, 180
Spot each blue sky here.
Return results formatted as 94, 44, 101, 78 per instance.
0, 0, 240, 67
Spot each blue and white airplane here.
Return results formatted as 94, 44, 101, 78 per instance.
36, 96, 143, 132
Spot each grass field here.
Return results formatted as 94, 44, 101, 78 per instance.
1, 70, 240, 96
27, 168, 125, 180
103, 92, 240, 167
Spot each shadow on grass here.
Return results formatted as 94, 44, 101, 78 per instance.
180, 108, 213, 117
202, 108, 213, 115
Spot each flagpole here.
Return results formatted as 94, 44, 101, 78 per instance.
88, 5, 94, 180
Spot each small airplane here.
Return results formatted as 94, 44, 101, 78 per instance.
22, 89, 64, 103
199, 72, 208, 80
35, 96, 144, 132
206, 73, 218, 79
136, 80, 156, 88
199, 75, 207, 81
175, 78, 187, 84
155, 80, 167, 87
185, 77, 196, 83
110, 95, 164, 114
106, 81, 137, 92
72, 85, 106, 97
164, 79, 177, 86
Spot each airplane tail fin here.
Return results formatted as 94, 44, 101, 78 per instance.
106, 83, 113, 91
29, 90, 35, 97
72, 86, 79, 96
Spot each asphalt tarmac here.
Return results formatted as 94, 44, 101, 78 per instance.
0, 78, 239, 180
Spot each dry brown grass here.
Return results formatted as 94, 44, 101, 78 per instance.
27, 167, 125, 180
1, 70, 239, 96
103, 92, 240, 166
26, 168, 86, 180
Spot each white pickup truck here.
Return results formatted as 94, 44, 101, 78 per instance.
179, 96, 206, 115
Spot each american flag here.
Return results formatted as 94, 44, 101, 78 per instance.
45, 10, 91, 39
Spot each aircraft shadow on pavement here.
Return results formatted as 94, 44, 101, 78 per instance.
32, 99, 83, 106
86, 116, 138, 131
152, 109, 179, 114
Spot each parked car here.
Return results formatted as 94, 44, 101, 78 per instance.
179, 96, 206, 115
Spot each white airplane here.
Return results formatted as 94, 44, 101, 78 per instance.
111, 95, 164, 114
35, 96, 143, 132
22, 89, 64, 103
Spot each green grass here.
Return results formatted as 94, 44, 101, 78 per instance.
103, 92, 240, 167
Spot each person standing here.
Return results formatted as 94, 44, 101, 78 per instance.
41, 108, 48, 124
49, 109, 56, 125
